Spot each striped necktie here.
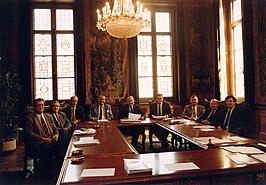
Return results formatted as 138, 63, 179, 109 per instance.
41, 115, 51, 138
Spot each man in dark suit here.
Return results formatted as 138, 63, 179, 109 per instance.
25, 98, 63, 172
197, 99, 225, 127
218, 95, 250, 136
89, 94, 114, 121
50, 100, 72, 148
118, 96, 145, 147
149, 94, 172, 148
62, 95, 85, 126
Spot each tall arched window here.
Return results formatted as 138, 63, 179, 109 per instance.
31, 4, 75, 101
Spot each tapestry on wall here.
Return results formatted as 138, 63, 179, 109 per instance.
90, 33, 128, 104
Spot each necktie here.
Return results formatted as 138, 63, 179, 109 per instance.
53, 113, 59, 127
99, 105, 103, 120
224, 109, 231, 130
192, 106, 196, 118
206, 110, 214, 120
158, 104, 162, 116
71, 108, 76, 121
41, 115, 51, 138
130, 105, 134, 113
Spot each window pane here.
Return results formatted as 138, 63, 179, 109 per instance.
138, 77, 153, 98
34, 56, 52, 78
157, 56, 172, 76
157, 35, 171, 55
58, 78, 75, 99
137, 36, 152, 55
56, 9, 73, 30
141, 11, 151, 32
156, 12, 170, 32
231, 0, 241, 22
35, 79, 53, 100
34, 9, 51, 30
57, 34, 74, 55
34, 34, 52, 55
138, 56, 153, 76
57, 56, 75, 77
157, 77, 173, 97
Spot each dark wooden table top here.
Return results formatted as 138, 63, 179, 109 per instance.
57, 120, 266, 185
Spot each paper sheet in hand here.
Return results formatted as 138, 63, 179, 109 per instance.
80, 168, 115, 177
128, 113, 141, 120
164, 162, 200, 171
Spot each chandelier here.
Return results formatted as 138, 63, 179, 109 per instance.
96, 0, 151, 39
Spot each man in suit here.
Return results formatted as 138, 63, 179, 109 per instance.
149, 94, 172, 148
50, 100, 72, 148
118, 96, 145, 147
181, 95, 205, 120
218, 95, 250, 136
89, 94, 114, 121
62, 95, 85, 126
197, 99, 225, 126
25, 98, 63, 172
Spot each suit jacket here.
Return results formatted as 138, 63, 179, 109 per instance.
149, 101, 172, 118
62, 105, 85, 121
118, 103, 143, 119
218, 104, 249, 135
197, 105, 225, 126
49, 111, 72, 134
25, 113, 59, 146
89, 103, 114, 120
181, 104, 205, 118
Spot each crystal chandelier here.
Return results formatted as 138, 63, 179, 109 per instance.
96, 0, 151, 39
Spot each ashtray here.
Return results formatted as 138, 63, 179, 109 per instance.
71, 149, 83, 155
71, 156, 84, 163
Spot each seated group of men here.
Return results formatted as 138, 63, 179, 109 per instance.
24, 93, 250, 173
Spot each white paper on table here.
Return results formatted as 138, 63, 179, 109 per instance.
193, 125, 215, 129
226, 153, 260, 165
80, 168, 115, 177
227, 136, 248, 141
97, 119, 109, 123
79, 137, 94, 141
128, 113, 141, 120
221, 146, 264, 154
164, 162, 200, 172
200, 129, 215, 132
251, 153, 266, 163
193, 137, 234, 144
258, 143, 266, 148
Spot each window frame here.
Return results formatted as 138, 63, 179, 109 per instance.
30, 2, 76, 102
129, 4, 178, 104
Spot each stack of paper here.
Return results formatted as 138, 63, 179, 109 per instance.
73, 137, 100, 147
73, 128, 96, 135
123, 159, 152, 174
226, 153, 259, 165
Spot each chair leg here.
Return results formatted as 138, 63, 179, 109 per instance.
141, 133, 146, 149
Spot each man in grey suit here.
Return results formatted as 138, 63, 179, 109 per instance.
50, 100, 72, 147
25, 98, 63, 172
181, 95, 205, 120
89, 94, 114, 121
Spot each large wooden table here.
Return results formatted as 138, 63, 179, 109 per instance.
57, 120, 266, 185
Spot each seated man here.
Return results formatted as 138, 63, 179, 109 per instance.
217, 95, 250, 136
118, 96, 145, 147
149, 94, 172, 148
197, 99, 225, 126
62, 95, 85, 126
25, 98, 64, 172
181, 95, 205, 120
49, 100, 72, 149
89, 94, 114, 121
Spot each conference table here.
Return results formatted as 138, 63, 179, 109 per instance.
56, 119, 266, 185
